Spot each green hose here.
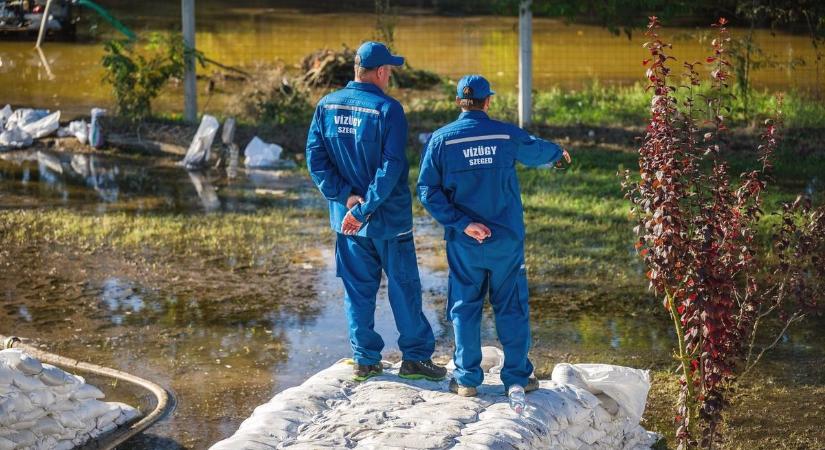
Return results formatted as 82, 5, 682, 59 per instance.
77, 0, 138, 41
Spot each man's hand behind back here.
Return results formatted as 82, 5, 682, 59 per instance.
464, 222, 491, 243
346, 194, 365, 209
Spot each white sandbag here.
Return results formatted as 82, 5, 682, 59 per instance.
5, 430, 36, 447
53, 439, 76, 450
0, 436, 13, 450
0, 363, 13, 385
71, 383, 105, 401
50, 410, 85, 429
95, 420, 118, 436
244, 136, 283, 168
552, 363, 651, 422
109, 402, 140, 425
211, 349, 660, 450
31, 416, 64, 437
57, 120, 88, 145
35, 435, 59, 449
16, 405, 47, 424
95, 402, 123, 428
12, 370, 46, 391
21, 111, 60, 139
0, 105, 11, 129
5, 108, 48, 130
39, 364, 71, 387
75, 399, 110, 422
0, 127, 33, 149
182, 114, 219, 169
29, 388, 56, 408
72, 431, 92, 446
0, 349, 43, 376
89, 108, 106, 148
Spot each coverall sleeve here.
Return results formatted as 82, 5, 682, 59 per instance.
306, 105, 352, 204
417, 138, 473, 233
350, 101, 408, 222
513, 127, 564, 167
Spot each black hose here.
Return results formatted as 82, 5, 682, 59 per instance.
0, 335, 175, 450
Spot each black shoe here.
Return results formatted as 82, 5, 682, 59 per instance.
504, 376, 540, 395
353, 363, 383, 381
448, 378, 478, 397
398, 359, 447, 381
525, 376, 540, 393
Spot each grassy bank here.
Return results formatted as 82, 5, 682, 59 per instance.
405, 82, 825, 131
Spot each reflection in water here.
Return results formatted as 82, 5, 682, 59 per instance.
101, 277, 146, 326
0, 149, 310, 213
187, 171, 221, 212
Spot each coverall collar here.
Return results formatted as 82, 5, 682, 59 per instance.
346, 81, 384, 94
458, 110, 490, 121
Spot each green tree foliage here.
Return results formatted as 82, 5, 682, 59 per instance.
102, 33, 204, 121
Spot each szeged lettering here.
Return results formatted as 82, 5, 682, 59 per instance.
463, 145, 496, 166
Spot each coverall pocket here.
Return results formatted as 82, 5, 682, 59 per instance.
516, 265, 530, 316
390, 234, 420, 284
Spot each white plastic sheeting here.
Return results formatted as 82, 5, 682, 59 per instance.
210, 347, 660, 450
244, 137, 283, 168
181, 114, 219, 169
57, 121, 89, 146
0, 349, 141, 449
0, 106, 60, 150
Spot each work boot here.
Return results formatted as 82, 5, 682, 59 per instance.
449, 378, 478, 397
398, 359, 447, 381
353, 363, 383, 382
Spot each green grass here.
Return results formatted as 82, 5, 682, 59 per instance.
406, 82, 825, 129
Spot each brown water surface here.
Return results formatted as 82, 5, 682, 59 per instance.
0, 4, 820, 117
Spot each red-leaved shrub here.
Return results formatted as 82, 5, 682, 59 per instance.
623, 16, 824, 449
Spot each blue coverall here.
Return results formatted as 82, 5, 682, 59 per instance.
306, 81, 435, 366
417, 110, 563, 390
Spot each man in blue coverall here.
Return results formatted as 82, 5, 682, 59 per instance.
306, 41, 447, 382
417, 75, 571, 397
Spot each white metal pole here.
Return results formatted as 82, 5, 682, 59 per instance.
518, 0, 532, 127
35, 0, 54, 49
182, 0, 197, 123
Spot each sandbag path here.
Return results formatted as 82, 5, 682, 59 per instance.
210, 351, 660, 450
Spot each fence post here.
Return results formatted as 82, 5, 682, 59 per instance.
35, 0, 54, 49
518, 0, 532, 127
182, 0, 197, 123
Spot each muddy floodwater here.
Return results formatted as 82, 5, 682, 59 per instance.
1, 2, 821, 117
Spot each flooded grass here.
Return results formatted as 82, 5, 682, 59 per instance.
1, 208, 324, 269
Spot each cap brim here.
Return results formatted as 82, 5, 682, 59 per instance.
489, 90, 496, 96
388, 55, 405, 66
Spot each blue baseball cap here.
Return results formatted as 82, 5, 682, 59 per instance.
457, 75, 495, 100
356, 41, 405, 69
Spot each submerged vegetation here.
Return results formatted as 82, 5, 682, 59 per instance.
0, 207, 324, 271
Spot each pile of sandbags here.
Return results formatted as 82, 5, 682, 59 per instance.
210, 346, 660, 449
0, 106, 60, 150
0, 349, 140, 450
